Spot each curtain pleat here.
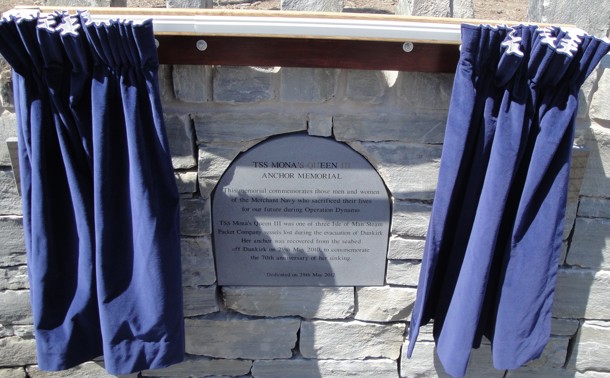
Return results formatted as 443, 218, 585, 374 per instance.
407, 24, 610, 377
0, 11, 184, 374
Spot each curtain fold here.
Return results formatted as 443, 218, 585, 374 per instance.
407, 24, 610, 377
0, 11, 184, 374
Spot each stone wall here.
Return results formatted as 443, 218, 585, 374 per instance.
1, 1, 610, 378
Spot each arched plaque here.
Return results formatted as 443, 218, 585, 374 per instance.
212, 134, 390, 286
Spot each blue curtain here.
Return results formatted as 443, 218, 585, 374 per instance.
407, 25, 610, 377
0, 11, 184, 374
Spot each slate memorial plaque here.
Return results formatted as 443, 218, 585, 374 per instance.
212, 134, 391, 286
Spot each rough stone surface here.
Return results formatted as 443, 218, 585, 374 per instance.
44, 0, 126, 5
165, 114, 196, 169
157, 65, 174, 103
252, 358, 399, 377
578, 197, 610, 219
280, 68, 337, 103
386, 260, 421, 287
0, 290, 32, 325
0, 336, 37, 367
590, 58, 610, 121
181, 237, 216, 286
222, 286, 354, 319
281, 0, 344, 12
0, 168, 21, 216
0, 111, 17, 167
307, 114, 333, 137
198, 144, 243, 198
345, 70, 386, 103
527, 0, 610, 37
0, 58, 13, 108
299, 320, 404, 360
193, 112, 306, 143
397, 0, 474, 17
551, 318, 580, 336
355, 286, 416, 321
505, 367, 580, 377
568, 320, 610, 372
523, 336, 570, 369
397, 72, 454, 111
142, 356, 252, 377
391, 201, 432, 238
0, 368, 25, 378
174, 171, 197, 195
0, 216, 26, 267
553, 268, 610, 319
580, 124, 610, 198
185, 314, 300, 359
213, 66, 276, 103
353, 142, 441, 200
180, 197, 210, 236
566, 217, 610, 269
387, 236, 425, 260
183, 285, 218, 317
0, 265, 29, 290
172, 65, 210, 103
334, 115, 446, 144
26, 362, 131, 377
166, 0, 213, 7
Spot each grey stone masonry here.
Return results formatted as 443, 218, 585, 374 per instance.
388, 236, 426, 260
386, 260, 421, 286
391, 201, 433, 238
280, 68, 338, 103
166, 0, 212, 8
0, 216, 26, 267
396, 0, 474, 19
164, 114, 196, 170
355, 286, 417, 322
0, 336, 37, 367
198, 144, 244, 198
180, 197, 211, 237
181, 237, 216, 287
334, 114, 446, 144
0, 290, 32, 325
567, 217, 610, 269
142, 356, 252, 377
0, 111, 17, 167
568, 320, 610, 373
553, 268, 610, 319
252, 358, 399, 378
213, 66, 277, 103
183, 285, 218, 317
172, 65, 211, 103
281, 0, 344, 12
0, 168, 21, 216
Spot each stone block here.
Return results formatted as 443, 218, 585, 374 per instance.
391, 201, 432, 238
0, 325, 33, 339
0, 368, 25, 378
345, 70, 386, 103
0, 336, 37, 367
281, 0, 344, 12
0, 111, 17, 167
355, 286, 416, 322
223, 286, 353, 319
387, 236, 425, 260
505, 367, 578, 377
181, 236, 216, 286
553, 268, 610, 319
299, 320, 404, 360
566, 217, 610, 269
26, 362, 133, 377
396, 0, 473, 17
580, 123, 610, 197
307, 114, 333, 137
0, 216, 26, 267
174, 171, 197, 194
142, 355, 252, 377
352, 142, 441, 201
280, 68, 337, 103
523, 336, 569, 369
198, 144, 243, 198
165, 114, 196, 170
527, 0, 610, 39
213, 66, 276, 103
551, 318, 580, 336
386, 260, 421, 287
334, 114, 447, 144
44, 0, 125, 5
0, 58, 13, 108
0, 168, 21, 216
568, 320, 610, 372
193, 112, 306, 143
577, 197, 610, 219
0, 290, 32, 325
166, 0, 212, 7
183, 285, 218, 317
157, 65, 174, 103
397, 72, 454, 111
180, 197, 210, 236
252, 358, 399, 377
185, 314, 300, 359
172, 65, 210, 103
590, 58, 610, 121
0, 265, 29, 290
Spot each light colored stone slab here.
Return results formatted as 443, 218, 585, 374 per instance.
45, 0, 125, 5
193, 112, 306, 143
281, 0, 344, 12
391, 201, 432, 238
142, 356, 251, 377
166, 0, 212, 7
172, 65, 210, 103
280, 68, 337, 103
397, 72, 454, 110
580, 123, 610, 197
0, 290, 31, 325
198, 144, 243, 198
553, 268, 610, 319
174, 171, 197, 195
0, 368, 25, 378
183, 285, 218, 317
300, 320, 404, 360
252, 358, 399, 378
387, 236, 425, 260
26, 362, 135, 377
397, 0, 474, 17
0, 336, 37, 367
222, 286, 354, 319
165, 114, 196, 170
505, 367, 576, 377
568, 320, 610, 372
527, 0, 610, 38
213, 66, 276, 103
345, 70, 386, 103
355, 286, 416, 321
0, 216, 25, 267
0, 111, 17, 167
181, 236, 216, 287
386, 260, 421, 287
334, 115, 446, 145
577, 197, 610, 219
0, 265, 28, 290
566, 217, 610, 269
185, 314, 300, 359
180, 197, 210, 236
307, 114, 333, 137
0, 58, 13, 108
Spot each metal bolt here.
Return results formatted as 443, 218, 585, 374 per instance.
196, 39, 208, 52
402, 41, 414, 53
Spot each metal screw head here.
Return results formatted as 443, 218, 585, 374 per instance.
402, 42, 414, 53
196, 39, 208, 51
